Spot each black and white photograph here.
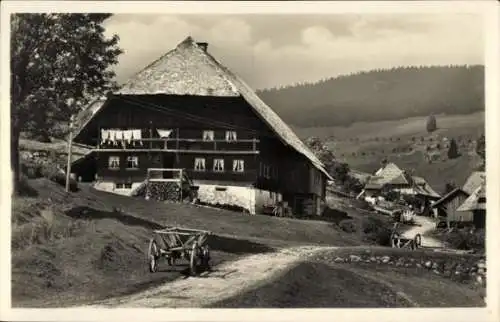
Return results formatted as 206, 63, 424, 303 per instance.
1, 1, 499, 321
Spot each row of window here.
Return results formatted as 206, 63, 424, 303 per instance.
202, 130, 237, 142
194, 158, 244, 173
107, 155, 245, 173
259, 162, 277, 179
109, 156, 138, 170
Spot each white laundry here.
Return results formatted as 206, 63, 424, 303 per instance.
123, 130, 133, 143
101, 129, 110, 144
131, 129, 142, 146
157, 129, 172, 138
109, 129, 120, 145
115, 130, 124, 141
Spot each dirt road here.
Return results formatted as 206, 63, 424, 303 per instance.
83, 245, 337, 308
401, 216, 444, 248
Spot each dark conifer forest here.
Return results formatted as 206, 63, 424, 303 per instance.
256, 65, 484, 128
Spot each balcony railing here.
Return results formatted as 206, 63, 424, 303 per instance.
94, 138, 260, 154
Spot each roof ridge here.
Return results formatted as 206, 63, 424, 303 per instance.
73, 36, 332, 179
118, 36, 194, 89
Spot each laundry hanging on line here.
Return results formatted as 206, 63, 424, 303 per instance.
157, 129, 173, 138
100, 129, 143, 145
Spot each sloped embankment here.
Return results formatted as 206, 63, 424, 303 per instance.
11, 179, 354, 307
211, 247, 486, 308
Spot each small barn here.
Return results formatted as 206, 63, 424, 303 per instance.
457, 183, 486, 229
431, 171, 485, 228
431, 188, 471, 227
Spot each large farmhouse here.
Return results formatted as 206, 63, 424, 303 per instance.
71, 37, 332, 216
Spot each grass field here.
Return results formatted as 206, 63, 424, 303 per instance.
293, 112, 484, 141
11, 178, 359, 307
294, 112, 484, 194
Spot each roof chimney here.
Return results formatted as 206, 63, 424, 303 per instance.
197, 42, 208, 52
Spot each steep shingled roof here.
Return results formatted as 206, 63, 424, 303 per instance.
457, 183, 486, 211
462, 171, 485, 195
72, 36, 332, 179
431, 188, 468, 208
365, 163, 408, 189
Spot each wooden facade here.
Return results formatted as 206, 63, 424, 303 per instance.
72, 38, 331, 216
431, 189, 473, 227
73, 95, 327, 215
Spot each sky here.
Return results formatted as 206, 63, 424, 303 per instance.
103, 13, 484, 90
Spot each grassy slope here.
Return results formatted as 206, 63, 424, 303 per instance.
293, 112, 484, 141
12, 179, 485, 307
295, 112, 484, 193
212, 247, 485, 308
11, 179, 358, 307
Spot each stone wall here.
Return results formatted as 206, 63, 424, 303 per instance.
320, 252, 487, 287
254, 189, 282, 214
196, 184, 256, 214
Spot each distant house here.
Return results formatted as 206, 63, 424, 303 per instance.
431, 171, 485, 228
70, 37, 332, 216
358, 163, 440, 207
362, 163, 410, 197
457, 182, 486, 229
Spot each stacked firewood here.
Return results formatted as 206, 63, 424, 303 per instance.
146, 182, 181, 201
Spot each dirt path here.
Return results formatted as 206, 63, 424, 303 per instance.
82, 245, 337, 308
401, 216, 443, 248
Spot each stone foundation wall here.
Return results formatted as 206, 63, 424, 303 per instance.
196, 184, 256, 214
93, 181, 142, 196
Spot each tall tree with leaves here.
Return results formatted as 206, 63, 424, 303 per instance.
11, 13, 123, 192
426, 114, 437, 133
447, 138, 460, 159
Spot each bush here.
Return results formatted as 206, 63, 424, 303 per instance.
361, 217, 392, 246
339, 219, 357, 233
21, 161, 43, 179
445, 229, 485, 250
21, 159, 78, 192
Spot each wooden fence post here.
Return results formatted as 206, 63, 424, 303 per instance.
65, 115, 75, 192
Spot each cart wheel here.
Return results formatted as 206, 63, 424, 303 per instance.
201, 245, 211, 269
414, 234, 422, 248
390, 232, 400, 248
148, 239, 159, 273
189, 242, 200, 276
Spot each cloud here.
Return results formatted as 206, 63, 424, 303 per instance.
103, 13, 484, 89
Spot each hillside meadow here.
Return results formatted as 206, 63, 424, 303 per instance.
294, 112, 484, 194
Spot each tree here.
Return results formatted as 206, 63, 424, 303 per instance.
426, 114, 437, 133
305, 136, 336, 171
11, 14, 123, 192
447, 138, 460, 159
445, 182, 456, 194
476, 134, 485, 167
343, 175, 363, 194
331, 162, 350, 184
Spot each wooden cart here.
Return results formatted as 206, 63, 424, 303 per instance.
390, 223, 422, 250
147, 227, 211, 276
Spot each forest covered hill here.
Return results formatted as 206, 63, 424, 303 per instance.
256, 65, 484, 128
